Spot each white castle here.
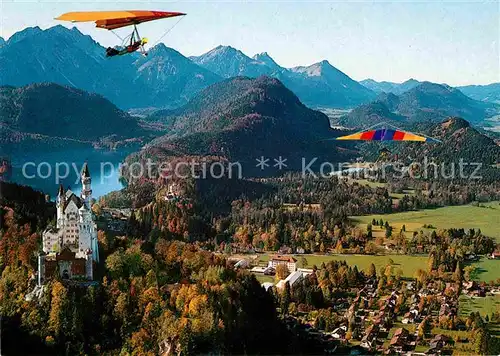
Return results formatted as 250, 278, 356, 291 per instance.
39, 163, 99, 284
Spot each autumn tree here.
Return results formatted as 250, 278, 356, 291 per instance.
464, 265, 478, 281
275, 264, 289, 281
49, 281, 68, 337
453, 262, 463, 283
417, 317, 431, 339
367, 263, 377, 278
414, 269, 428, 289
473, 327, 489, 355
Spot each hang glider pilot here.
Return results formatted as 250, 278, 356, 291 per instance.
106, 37, 149, 57
55, 10, 186, 58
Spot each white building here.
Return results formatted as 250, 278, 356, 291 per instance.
234, 259, 249, 269
268, 255, 297, 272
275, 269, 313, 289
39, 163, 99, 284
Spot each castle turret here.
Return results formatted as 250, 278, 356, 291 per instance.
56, 184, 65, 228
80, 162, 92, 209
58, 183, 64, 196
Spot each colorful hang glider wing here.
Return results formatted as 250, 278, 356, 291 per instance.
336, 128, 440, 142
56, 11, 186, 30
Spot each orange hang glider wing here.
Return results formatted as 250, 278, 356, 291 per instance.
56, 10, 186, 30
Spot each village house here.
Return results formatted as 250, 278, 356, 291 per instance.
278, 245, 293, 254
406, 281, 416, 291
388, 327, 410, 353
464, 253, 479, 262
490, 250, 500, 259
332, 298, 350, 311
331, 325, 347, 340
373, 315, 392, 333
463, 281, 486, 297
402, 308, 421, 324
295, 247, 305, 254
426, 334, 453, 354
439, 301, 457, 318
361, 324, 379, 350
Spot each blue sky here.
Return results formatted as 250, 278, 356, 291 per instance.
1, 0, 498, 86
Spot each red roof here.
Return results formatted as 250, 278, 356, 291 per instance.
271, 255, 297, 263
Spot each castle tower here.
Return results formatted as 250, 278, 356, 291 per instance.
56, 184, 65, 229
80, 162, 92, 209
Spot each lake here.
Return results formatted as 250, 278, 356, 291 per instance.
8, 148, 134, 199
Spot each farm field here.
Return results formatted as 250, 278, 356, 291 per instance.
459, 294, 500, 318
459, 294, 500, 339
254, 254, 498, 283
469, 258, 500, 284
257, 253, 428, 278
350, 201, 500, 241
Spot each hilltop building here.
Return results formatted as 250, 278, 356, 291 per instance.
38, 163, 99, 284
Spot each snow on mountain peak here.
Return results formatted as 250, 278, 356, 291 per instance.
252, 52, 281, 70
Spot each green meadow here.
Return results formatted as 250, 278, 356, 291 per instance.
459, 294, 500, 318
350, 201, 500, 241
258, 253, 428, 278
468, 258, 500, 284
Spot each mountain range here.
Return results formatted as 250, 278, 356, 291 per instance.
126, 76, 353, 176
133, 44, 221, 108
358, 116, 500, 183
1, 78, 497, 180
2, 25, 499, 113
424, 117, 500, 165
0, 26, 376, 110
0, 26, 221, 110
190, 45, 272, 78
340, 82, 498, 128
458, 83, 500, 104
0, 83, 153, 153
361, 79, 500, 105
1, 24, 499, 166
360, 79, 422, 95
191, 46, 376, 108
384, 117, 499, 168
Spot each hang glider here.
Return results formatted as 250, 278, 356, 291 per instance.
56, 10, 185, 57
56, 11, 185, 30
336, 127, 441, 143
